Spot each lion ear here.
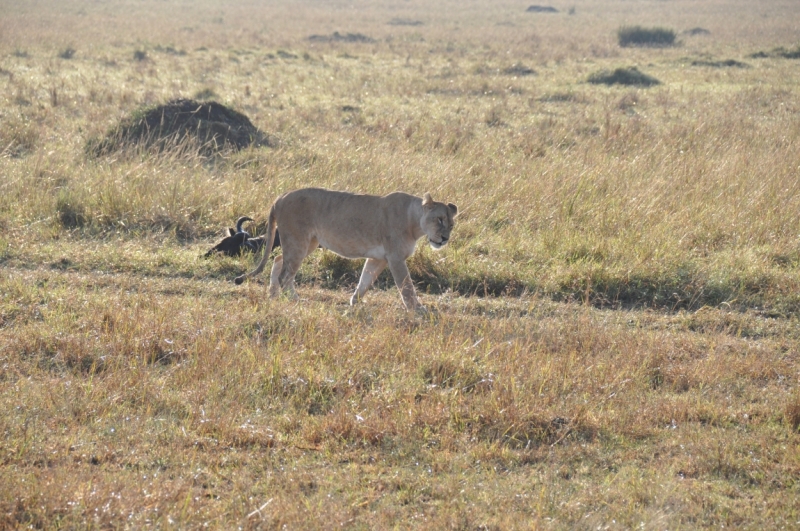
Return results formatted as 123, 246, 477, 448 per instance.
448, 203, 458, 217
422, 192, 433, 206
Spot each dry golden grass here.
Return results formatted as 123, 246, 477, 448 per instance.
1, 0, 800, 528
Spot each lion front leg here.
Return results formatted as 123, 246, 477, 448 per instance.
387, 258, 424, 312
351, 258, 387, 305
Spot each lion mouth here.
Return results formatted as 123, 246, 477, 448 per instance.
429, 237, 448, 248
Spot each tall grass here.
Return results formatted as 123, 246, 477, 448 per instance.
1, 0, 800, 528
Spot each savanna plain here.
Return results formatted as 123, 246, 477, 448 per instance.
1, 0, 800, 528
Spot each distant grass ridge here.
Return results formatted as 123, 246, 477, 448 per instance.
618, 26, 677, 47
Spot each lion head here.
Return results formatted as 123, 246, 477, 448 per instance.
421, 192, 458, 250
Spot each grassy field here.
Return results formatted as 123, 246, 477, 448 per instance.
1, 0, 800, 528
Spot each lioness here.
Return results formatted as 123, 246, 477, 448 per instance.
234, 188, 458, 311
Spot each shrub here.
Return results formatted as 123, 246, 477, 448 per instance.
618, 26, 676, 48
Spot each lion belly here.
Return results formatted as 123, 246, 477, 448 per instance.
316, 233, 387, 260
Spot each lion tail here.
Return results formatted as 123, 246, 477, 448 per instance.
234, 205, 277, 285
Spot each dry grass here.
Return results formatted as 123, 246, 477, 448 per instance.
1, 0, 800, 528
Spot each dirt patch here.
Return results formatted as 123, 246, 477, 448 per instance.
587, 67, 660, 87
307, 32, 375, 43
86, 99, 269, 157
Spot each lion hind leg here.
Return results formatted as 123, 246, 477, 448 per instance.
276, 254, 301, 300
276, 239, 318, 301
351, 258, 387, 306
269, 255, 283, 298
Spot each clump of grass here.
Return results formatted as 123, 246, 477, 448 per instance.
484, 105, 505, 127
775, 46, 800, 58
307, 32, 375, 43
388, 18, 423, 26
618, 26, 677, 48
502, 64, 536, 76
749, 46, 800, 59
691, 59, 750, 68
538, 91, 583, 103
154, 45, 186, 56
58, 46, 76, 59
786, 395, 800, 432
684, 27, 711, 36
587, 66, 660, 86
314, 252, 361, 288
0, 117, 38, 157
526, 5, 558, 13
55, 190, 87, 229
193, 87, 217, 100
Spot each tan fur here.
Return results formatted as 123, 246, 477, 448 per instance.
234, 188, 458, 311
